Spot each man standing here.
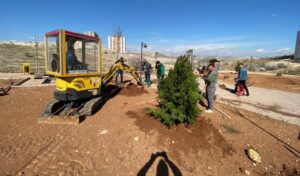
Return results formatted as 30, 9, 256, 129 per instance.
144, 60, 152, 86
204, 64, 217, 113
155, 61, 165, 81
115, 57, 124, 85
160, 62, 165, 80
233, 63, 250, 96
209, 59, 220, 77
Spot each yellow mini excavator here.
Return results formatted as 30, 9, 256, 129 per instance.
41, 29, 141, 121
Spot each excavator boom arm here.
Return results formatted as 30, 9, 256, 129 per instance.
102, 62, 142, 86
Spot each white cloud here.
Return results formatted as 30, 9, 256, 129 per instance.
165, 43, 236, 53
275, 48, 291, 53
254, 48, 266, 53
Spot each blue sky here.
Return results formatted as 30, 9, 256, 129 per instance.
0, 0, 299, 57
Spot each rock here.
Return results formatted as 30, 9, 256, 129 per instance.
246, 148, 262, 163
245, 170, 251, 176
100, 129, 108, 135
134, 136, 139, 141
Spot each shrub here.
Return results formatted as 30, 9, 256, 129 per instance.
276, 72, 282, 76
287, 67, 300, 75
147, 54, 201, 126
277, 63, 287, 69
265, 62, 278, 70
24, 52, 34, 58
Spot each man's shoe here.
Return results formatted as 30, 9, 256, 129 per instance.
205, 109, 213, 113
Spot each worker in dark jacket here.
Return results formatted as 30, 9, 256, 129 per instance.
204, 64, 217, 113
143, 60, 152, 86
233, 63, 250, 96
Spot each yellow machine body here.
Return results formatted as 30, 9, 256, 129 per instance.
42, 29, 142, 120
45, 29, 102, 101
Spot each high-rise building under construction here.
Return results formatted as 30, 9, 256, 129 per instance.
108, 35, 126, 54
295, 31, 300, 60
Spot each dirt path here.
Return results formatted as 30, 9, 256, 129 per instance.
219, 72, 300, 94
198, 74, 300, 126
0, 85, 299, 175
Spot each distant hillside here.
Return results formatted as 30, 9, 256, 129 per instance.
0, 43, 44, 73
0, 42, 299, 75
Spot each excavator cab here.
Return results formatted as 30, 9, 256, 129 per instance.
45, 29, 102, 101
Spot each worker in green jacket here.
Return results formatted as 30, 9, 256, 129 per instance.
155, 61, 165, 81
204, 64, 217, 113
160, 63, 165, 80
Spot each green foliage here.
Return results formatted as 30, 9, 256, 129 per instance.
287, 67, 300, 75
24, 52, 34, 58
276, 72, 282, 76
148, 54, 201, 126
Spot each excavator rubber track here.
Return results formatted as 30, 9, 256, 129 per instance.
83, 84, 121, 116
83, 96, 104, 116
43, 99, 65, 117
39, 100, 80, 125
39, 84, 121, 124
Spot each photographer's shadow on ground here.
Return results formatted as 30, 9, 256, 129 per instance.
137, 151, 182, 176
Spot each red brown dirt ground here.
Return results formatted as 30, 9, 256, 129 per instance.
0, 79, 14, 88
0, 83, 299, 175
219, 72, 300, 94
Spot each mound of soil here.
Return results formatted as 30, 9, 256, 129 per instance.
126, 110, 235, 157
119, 83, 148, 96
262, 164, 300, 176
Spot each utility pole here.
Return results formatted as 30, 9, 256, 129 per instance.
140, 41, 147, 84
35, 35, 39, 73
250, 56, 253, 71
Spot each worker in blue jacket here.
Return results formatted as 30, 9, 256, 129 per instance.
233, 63, 250, 96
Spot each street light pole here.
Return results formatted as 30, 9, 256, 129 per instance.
140, 41, 147, 84
35, 35, 39, 73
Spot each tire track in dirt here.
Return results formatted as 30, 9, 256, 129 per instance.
0, 123, 42, 145
15, 126, 76, 175
0, 124, 73, 175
